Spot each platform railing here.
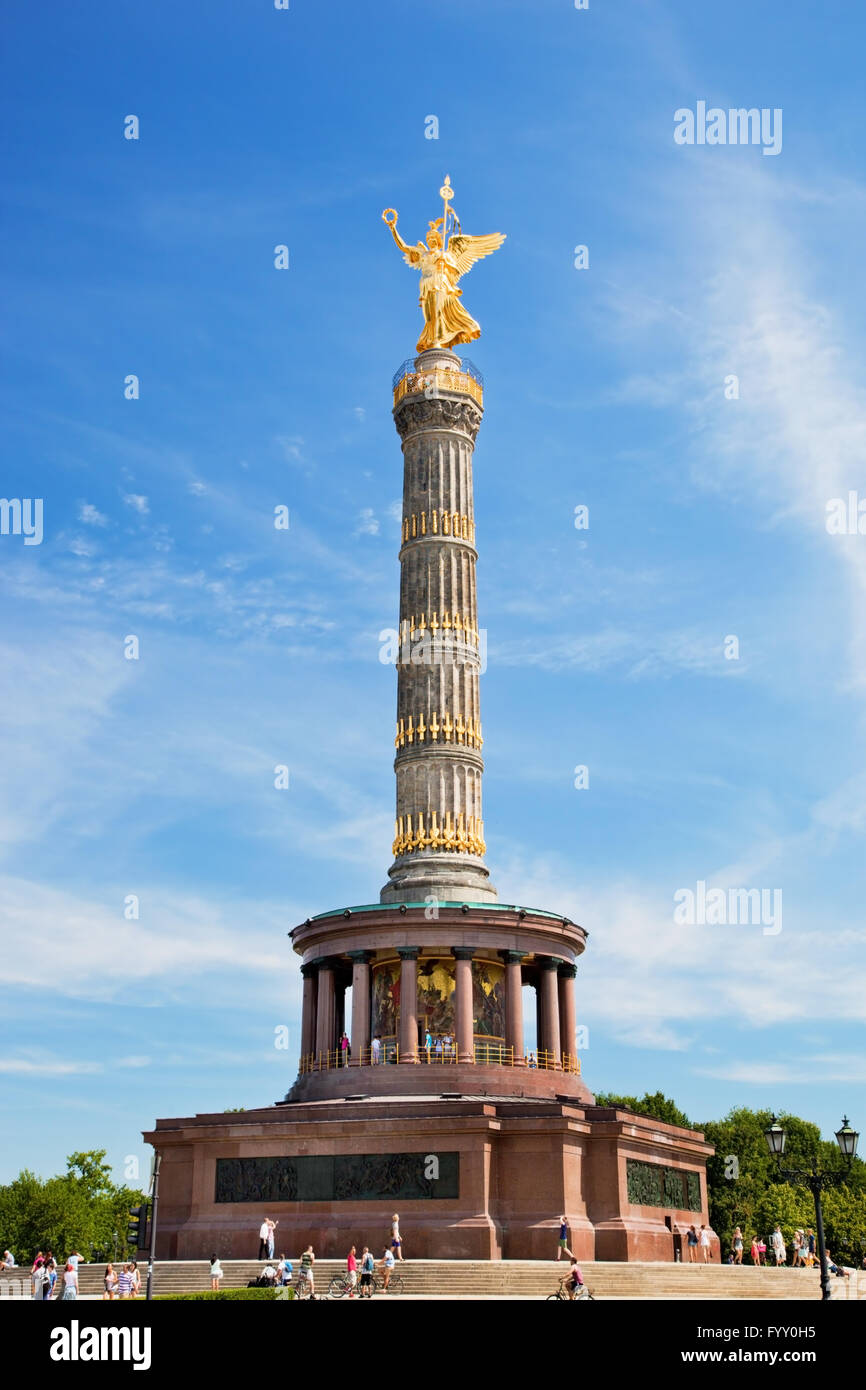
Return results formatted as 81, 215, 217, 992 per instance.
297, 1044, 581, 1075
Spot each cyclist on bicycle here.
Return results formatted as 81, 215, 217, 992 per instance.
299, 1244, 315, 1297
560, 1258, 585, 1300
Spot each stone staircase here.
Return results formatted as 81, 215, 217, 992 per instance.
25, 1259, 856, 1300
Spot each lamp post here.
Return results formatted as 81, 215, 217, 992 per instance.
764, 1114, 859, 1302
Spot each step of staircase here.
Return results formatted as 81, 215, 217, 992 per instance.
7, 1259, 848, 1300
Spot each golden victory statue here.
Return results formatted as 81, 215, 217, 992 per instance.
382, 176, 506, 353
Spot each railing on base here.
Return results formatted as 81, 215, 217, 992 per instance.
297, 1043, 581, 1075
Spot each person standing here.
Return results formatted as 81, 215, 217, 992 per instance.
67, 1248, 82, 1271
61, 1262, 78, 1301
771, 1225, 786, 1267
346, 1244, 358, 1298
699, 1225, 711, 1264
299, 1244, 315, 1297
31, 1257, 45, 1300
266, 1219, 278, 1260
686, 1226, 698, 1263
210, 1254, 223, 1291
340, 1032, 351, 1067
732, 1227, 744, 1264
43, 1259, 58, 1300
380, 1245, 395, 1291
359, 1246, 375, 1298
277, 1253, 293, 1286
372, 1036, 381, 1065
390, 1213, 403, 1261
103, 1264, 118, 1300
555, 1215, 574, 1261
129, 1260, 142, 1297
791, 1230, 802, 1267
257, 1218, 270, 1259
424, 1028, 433, 1058
116, 1263, 134, 1300
806, 1228, 816, 1267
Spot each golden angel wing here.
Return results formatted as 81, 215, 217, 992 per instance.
448, 231, 506, 277
402, 244, 423, 268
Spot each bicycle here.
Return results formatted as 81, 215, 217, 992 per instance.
327, 1274, 359, 1299
294, 1274, 317, 1300
546, 1281, 594, 1301
373, 1273, 405, 1295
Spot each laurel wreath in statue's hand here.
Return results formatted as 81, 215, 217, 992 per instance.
382, 208, 398, 226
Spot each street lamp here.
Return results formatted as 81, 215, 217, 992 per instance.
764, 1113, 859, 1302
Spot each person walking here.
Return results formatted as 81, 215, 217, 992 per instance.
340, 1032, 351, 1067
346, 1244, 358, 1298
299, 1244, 315, 1297
129, 1260, 142, 1297
699, 1225, 711, 1264
424, 1028, 433, 1059
210, 1253, 223, 1291
390, 1213, 404, 1261
806, 1228, 816, 1267
116, 1263, 134, 1300
732, 1227, 744, 1264
686, 1226, 698, 1263
257, 1218, 270, 1260
60, 1261, 78, 1301
771, 1225, 786, 1267
380, 1245, 395, 1291
359, 1246, 375, 1298
103, 1264, 118, 1300
555, 1215, 574, 1261
791, 1230, 802, 1267
43, 1259, 58, 1300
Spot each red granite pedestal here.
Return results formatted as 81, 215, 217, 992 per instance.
144, 1097, 717, 1262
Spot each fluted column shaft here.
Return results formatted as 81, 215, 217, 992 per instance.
454, 946, 475, 1063
349, 951, 372, 1061
502, 950, 525, 1064
300, 964, 318, 1058
538, 958, 561, 1062
398, 948, 419, 1062
558, 963, 578, 1062
315, 963, 336, 1056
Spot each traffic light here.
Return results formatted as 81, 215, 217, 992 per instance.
127, 1204, 148, 1249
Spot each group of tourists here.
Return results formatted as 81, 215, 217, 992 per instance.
3, 1247, 143, 1300
27, 1249, 80, 1301
236, 1213, 406, 1298
685, 1225, 714, 1262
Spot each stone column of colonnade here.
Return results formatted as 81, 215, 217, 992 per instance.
298, 950, 578, 1068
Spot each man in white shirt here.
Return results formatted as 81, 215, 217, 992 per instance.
2, 1250, 14, 1267
258, 1219, 270, 1260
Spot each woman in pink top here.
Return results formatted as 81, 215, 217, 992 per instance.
346, 1245, 358, 1298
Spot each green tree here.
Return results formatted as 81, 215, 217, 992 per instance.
0, 1150, 145, 1265
594, 1090, 693, 1130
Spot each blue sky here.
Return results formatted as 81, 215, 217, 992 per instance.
2, 0, 865, 1187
